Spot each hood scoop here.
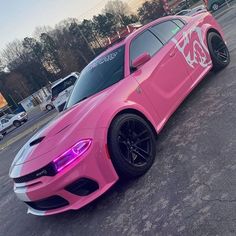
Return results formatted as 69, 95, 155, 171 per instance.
29, 137, 45, 146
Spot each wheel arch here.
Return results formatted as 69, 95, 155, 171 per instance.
207, 28, 222, 37
107, 108, 158, 143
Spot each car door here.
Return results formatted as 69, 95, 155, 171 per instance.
129, 20, 190, 122
173, 19, 212, 84
1, 118, 10, 132
0, 119, 4, 132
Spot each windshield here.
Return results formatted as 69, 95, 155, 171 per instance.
51, 76, 77, 98
66, 46, 125, 109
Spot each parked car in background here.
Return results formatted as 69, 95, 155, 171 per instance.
40, 95, 54, 111
176, 5, 206, 16
0, 112, 28, 135
174, 0, 190, 13
51, 72, 79, 112
207, 0, 231, 11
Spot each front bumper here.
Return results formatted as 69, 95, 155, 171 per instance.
12, 140, 118, 216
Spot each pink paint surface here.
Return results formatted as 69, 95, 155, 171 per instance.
9, 12, 225, 215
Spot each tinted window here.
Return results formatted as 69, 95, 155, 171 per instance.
150, 21, 181, 43
130, 30, 163, 64
1, 119, 8, 124
66, 46, 125, 109
52, 76, 77, 98
172, 19, 185, 28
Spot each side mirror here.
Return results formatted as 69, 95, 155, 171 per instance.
132, 52, 151, 69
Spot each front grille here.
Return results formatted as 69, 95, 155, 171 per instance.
65, 178, 99, 196
25, 195, 69, 211
13, 163, 57, 183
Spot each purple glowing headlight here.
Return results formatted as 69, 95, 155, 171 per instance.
53, 139, 92, 172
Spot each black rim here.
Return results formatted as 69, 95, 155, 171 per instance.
212, 36, 229, 63
14, 121, 20, 127
117, 119, 152, 167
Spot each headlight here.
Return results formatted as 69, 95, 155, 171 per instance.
53, 139, 92, 172
19, 112, 26, 117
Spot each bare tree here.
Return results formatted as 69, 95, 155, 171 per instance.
33, 25, 53, 40
104, 0, 131, 26
1, 40, 26, 67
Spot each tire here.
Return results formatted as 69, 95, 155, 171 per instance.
13, 120, 21, 127
211, 3, 219, 11
207, 32, 230, 71
46, 104, 54, 111
108, 113, 156, 179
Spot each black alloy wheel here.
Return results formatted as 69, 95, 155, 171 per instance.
108, 113, 156, 178
46, 104, 54, 111
208, 32, 230, 71
13, 120, 21, 127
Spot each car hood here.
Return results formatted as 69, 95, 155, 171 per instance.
11, 89, 112, 167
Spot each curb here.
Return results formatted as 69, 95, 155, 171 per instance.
0, 114, 56, 151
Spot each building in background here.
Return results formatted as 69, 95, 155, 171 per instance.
0, 93, 8, 110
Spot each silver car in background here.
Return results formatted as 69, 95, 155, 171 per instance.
0, 112, 28, 135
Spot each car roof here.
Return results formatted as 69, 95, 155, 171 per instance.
95, 15, 187, 59
51, 72, 78, 88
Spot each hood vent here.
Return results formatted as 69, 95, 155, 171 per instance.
29, 137, 45, 146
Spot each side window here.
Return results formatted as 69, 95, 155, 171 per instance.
1, 119, 8, 124
64, 76, 77, 90
150, 21, 181, 43
130, 30, 163, 65
172, 19, 185, 28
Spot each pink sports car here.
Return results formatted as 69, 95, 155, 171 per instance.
9, 12, 230, 216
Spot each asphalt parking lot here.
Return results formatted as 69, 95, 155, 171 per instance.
1, 7, 236, 236
0, 107, 56, 146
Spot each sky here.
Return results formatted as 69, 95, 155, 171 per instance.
0, 0, 114, 51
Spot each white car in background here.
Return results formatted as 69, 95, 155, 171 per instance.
51, 72, 79, 112
40, 95, 54, 111
0, 112, 28, 135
